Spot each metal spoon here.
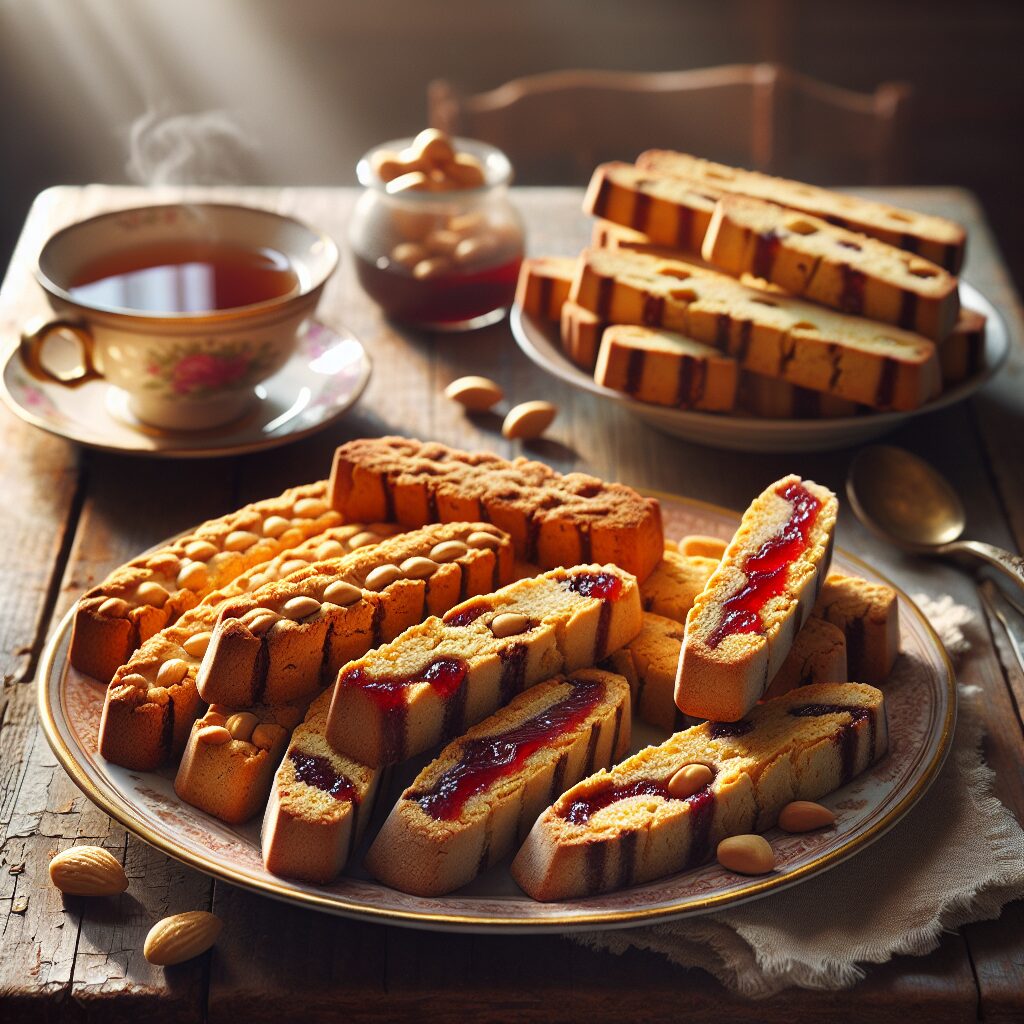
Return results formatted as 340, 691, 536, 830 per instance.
847, 444, 1024, 594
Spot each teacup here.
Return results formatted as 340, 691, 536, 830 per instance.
20, 203, 339, 431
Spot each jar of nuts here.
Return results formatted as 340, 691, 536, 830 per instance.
350, 130, 525, 331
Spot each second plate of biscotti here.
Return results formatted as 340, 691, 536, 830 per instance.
511, 278, 1006, 453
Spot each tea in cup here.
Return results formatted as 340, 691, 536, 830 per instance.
21, 203, 338, 430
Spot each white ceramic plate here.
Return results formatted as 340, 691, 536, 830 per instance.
510, 281, 1008, 452
38, 492, 955, 932
1, 319, 371, 458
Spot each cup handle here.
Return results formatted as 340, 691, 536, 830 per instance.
19, 318, 104, 388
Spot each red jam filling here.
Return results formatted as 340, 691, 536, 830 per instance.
790, 703, 874, 784
564, 571, 623, 601
411, 678, 604, 821
290, 750, 358, 803
709, 719, 754, 739
706, 481, 822, 648
443, 602, 489, 628
340, 657, 469, 712
560, 778, 670, 826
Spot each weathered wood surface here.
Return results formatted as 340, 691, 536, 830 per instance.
0, 186, 1021, 1022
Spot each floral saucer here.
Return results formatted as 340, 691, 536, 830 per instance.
0, 320, 371, 458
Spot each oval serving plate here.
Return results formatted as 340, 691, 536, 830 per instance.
38, 492, 955, 933
510, 280, 1008, 453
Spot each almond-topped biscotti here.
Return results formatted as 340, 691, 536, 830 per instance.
572, 248, 941, 412
583, 162, 720, 253
940, 308, 986, 385
512, 682, 887, 900
98, 521, 400, 771
702, 196, 960, 341
196, 522, 515, 708
262, 691, 381, 883
675, 475, 839, 721
636, 150, 966, 272
71, 482, 340, 683
326, 564, 642, 767
365, 669, 631, 896
515, 256, 577, 320
329, 436, 665, 582
595, 325, 739, 412
173, 701, 308, 824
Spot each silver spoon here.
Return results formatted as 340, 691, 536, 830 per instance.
847, 444, 1024, 594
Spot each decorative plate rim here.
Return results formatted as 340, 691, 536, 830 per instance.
36, 491, 956, 933
0, 318, 371, 459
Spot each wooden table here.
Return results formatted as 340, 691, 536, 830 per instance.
1, 186, 1022, 1023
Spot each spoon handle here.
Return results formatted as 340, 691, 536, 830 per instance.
945, 539, 1024, 594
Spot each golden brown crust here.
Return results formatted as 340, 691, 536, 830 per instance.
939, 308, 986, 385
515, 256, 577, 320
328, 437, 665, 582
639, 551, 718, 623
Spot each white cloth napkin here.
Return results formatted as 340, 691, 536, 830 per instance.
572, 595, 1024, 997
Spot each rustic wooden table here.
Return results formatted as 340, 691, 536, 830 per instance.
1, 186, 1022, 1023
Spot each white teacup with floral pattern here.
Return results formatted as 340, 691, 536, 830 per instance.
20, 203, 338, 431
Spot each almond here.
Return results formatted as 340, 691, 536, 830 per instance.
144, 911, 222, 966
666, 763, 713, 800
502, 401, 557, 441
716, 834, 775, 875
49, 846, 128, 896
444, 375, 503, 412
778, 800, 836, 832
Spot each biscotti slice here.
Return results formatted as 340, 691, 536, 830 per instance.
939, 308, 986, 385
197, 522, 515, 708
329, 436, 665, 582
637, 150, 966, 272
573, 248, 941, 411
560, 300, 606, 371
595, 325, 739, 412
515, 256, 577, 320
327, 564, 642, 767
738, 370, 861, 420
678, 535, 727, 559
610, 611, 847, 732
174, 701, 308, 824
703, 196, 960, 341
583, 162, 720, 253
812, 572, 899, 684
365, 669, 631, 896
261, 691, 381, 883
512, 682, 886, 900
676, 476, 838, 721
99, 522, 400, 771
591, 219, 694, 261
70, 482, 341, 684
639, 551, 718, 623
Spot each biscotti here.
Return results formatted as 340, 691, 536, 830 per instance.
71, 482, 340, 683
940, 308, 986, 385
261, 691, 381, 883
675, 475, 838, 721
512, 682, 887, 900
572, 248, 941, 412
329, 436, 665, 582
515, 256, 576, 320
560, 300, 605, 371
98, 522, 400, 771
738, 370, 861, 420
762, 616, 847, 699
365, 669, 631, 896
326, 564, 642, 767
636, 150, 966, 272
591, 219, 694, 261
173, 701, 307, 824
196, 522, 516, 708
639, 551, 718, 623
812, 572, 899, 684
595, 325, 739, 412
583, 162, 719, 254
702, 196, 959, 341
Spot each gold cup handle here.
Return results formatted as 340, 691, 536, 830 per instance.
19, 318, 104, 388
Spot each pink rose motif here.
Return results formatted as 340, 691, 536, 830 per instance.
171, 352, 249, 394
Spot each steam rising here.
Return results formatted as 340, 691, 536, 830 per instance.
126, 108, 259, 186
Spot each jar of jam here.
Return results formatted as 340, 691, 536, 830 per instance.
349, 131, 525, 331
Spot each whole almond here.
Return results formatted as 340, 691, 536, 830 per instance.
281, 595, 321, 620
136, 581, 169, 607
364, 564, 402, 592
778, 801, 837, 833
225, 712, 259, 741
323, 580, 363, 606
399, 556, 440, 579
502, 401, 557, 441
430, 539, 469, 562
156, 658, 189, 687
176, 561, 209, 591
224, 530, 259, 553
98, 597, 129, 618
716, 834, 775, 875
316, 540, 346, 560
183, 631, 213, 658
144, 911, 222, 966
49, 846, 128, 896
467, 530, 501, 550
666, 763, 713, 800
444, 375, 503, 412
260, 516, 291, 539
490, 612, 529, 638
346, 530, 379, 550
293, 497, 327, 518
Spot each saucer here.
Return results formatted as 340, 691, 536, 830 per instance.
0, 319, 371, 458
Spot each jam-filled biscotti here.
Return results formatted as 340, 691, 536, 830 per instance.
675, 475, 839, 722
328, 436, 665, 582
512, 682, 887, 901
326, 564, 642, 767
365, 669, 631, 896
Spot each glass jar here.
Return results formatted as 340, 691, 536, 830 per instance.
349, 137, 525, 331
